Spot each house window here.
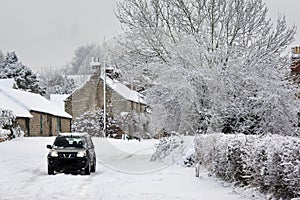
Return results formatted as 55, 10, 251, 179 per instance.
40, 115, 43, 135
57, 118, 61, 133
25, 118, 30, 136
131, 102, 134, 111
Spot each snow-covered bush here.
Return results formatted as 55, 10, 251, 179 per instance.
0, 129, 11, 142
0, 109, 15, 129
72, 109, 119, 137
0, 109, 24, 141
195, 134, 300, 199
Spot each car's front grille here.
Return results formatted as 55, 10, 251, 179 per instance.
58, 152, 77, 159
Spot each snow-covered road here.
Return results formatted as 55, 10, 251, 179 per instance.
0, 137, 263, 200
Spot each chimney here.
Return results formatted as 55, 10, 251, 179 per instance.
90, 57, 101, 75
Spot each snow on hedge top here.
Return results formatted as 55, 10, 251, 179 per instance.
0, 87, 72, 119
104, 76, 147, 105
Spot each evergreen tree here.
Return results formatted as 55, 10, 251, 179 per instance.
0, 52, 45, 95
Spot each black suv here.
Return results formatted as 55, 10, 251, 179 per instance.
46, 133, 96, 175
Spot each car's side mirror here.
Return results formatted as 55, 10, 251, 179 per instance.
46, 145, 52, 149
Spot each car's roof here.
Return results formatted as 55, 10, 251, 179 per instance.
58, 132, 89, 137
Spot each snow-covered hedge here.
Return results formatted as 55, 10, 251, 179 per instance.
195, 134, 300, 199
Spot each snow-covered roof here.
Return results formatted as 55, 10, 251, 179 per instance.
104, 77, 147, 105
0, 87, 72, 119
50, 94, 69, 110
0, 89, 32, 118
0, 79, 16, 89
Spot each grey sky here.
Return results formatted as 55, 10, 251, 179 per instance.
0, 0, 120, 70
0, 0, 299, 70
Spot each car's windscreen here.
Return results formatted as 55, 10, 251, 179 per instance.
53, 137, 87, 148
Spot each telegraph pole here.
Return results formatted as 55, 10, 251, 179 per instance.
90, 57, 105, 137
103, 61, 106, 137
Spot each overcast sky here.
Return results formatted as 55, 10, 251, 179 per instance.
0, 0, 299, 71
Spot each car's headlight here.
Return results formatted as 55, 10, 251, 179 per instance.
50, 150, 58, 157
77, 150, 86, 157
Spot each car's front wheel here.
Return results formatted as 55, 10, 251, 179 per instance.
84, 163, 90, 175
91, 158, 96, 173
48, 165, 54, 175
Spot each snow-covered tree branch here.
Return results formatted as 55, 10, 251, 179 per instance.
113, 0, 299, 136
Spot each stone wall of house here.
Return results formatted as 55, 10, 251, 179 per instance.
30, 111, 48, 136
111, 92, 131, 116
65, 96, 72, 119
65, 74, 147, 120
64, 73, 148, 136
16, 118, 27, 135
16, 112, 71, 137
61, 117, 71, 133
65, 74, 113, 119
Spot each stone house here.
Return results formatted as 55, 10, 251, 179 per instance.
65, 61, 147, 135
0, 80, 72, 136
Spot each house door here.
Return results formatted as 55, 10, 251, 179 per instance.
49, 117, 52, 136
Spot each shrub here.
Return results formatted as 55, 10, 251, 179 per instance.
0, 109, 24, 141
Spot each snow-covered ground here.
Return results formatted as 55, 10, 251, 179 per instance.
0, 137, 264, 200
